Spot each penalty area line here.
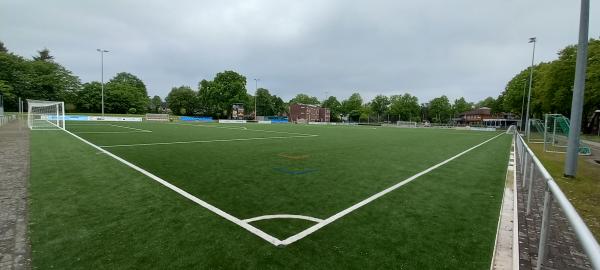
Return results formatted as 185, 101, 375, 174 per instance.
60, 128, 284, 246
280, 132, 506, 246
99, 135, 318, 148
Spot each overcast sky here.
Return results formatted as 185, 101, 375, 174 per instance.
2, 0, 599, 103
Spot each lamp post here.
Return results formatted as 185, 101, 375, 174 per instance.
524, 37, 536, 139
520, 79, 527, 131
254, 78, 260, 119
564, 0, 590, 177
96, 49, 109, 116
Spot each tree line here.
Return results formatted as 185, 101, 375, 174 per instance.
2, 40, 517, 122
498, 38, 600, 132
0, 42, 152, 114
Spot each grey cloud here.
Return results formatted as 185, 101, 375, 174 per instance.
2, 0, 598, 104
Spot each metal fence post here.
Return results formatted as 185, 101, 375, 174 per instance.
526, 163, 536, 215
536, 185, 554, 270
522, 154, 529, 188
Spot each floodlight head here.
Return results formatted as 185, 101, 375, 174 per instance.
96, 49, 109, 53
529, 37, 536, 43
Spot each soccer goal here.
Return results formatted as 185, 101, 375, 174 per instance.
27, 99, 65, 130
527, 118, 545, 143
145, 113, 169, 121
396, 121, 417, 128
543, 114, 591, 155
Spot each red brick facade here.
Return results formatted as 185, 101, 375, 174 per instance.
289, 104, 330, 123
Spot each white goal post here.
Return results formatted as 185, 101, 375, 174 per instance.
145, 113, 169, 121
396, 121, 417, 128
27, 99, 65, 130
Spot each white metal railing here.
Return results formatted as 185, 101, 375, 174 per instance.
515, 131, 600, 269
0, 114, 17, 127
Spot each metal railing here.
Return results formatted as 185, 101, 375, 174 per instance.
514, 131, 600, 269
0, 114, 17, 127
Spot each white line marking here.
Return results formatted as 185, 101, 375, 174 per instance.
61, 128, 283, 246
59, 124, 505, 246
169, 122, 316, 136
69, 123, 152, 134
74, 131, 152, 134
99, 135, 318, 148
107, 124, 151, 132
279, 132, 505, 246
244, 214, 324, 223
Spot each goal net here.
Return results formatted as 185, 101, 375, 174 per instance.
396, 121, 417, 128
27, 99, 65, 130
543, 114, 591, 155
145, 113, 169, 121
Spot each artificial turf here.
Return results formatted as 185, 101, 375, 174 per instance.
29, 122, 512, 269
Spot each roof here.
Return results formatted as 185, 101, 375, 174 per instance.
462, 107, 491, 116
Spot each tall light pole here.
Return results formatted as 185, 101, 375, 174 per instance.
524, 37, 536, 139
520, 79, 527, 131
97, 49, 109, 116
254, 78, 260, 119
564, 0, 590, 177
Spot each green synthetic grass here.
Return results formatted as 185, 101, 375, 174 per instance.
29, 123, 512, 269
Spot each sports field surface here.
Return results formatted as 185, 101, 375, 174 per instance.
29, 121, 512, 269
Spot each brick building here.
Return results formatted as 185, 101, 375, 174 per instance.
289, 104, 330, 123
456, 107, 517, 128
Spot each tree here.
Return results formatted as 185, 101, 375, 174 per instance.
105, 72, 148, 114
370, 95, 390, 122
255, 88, 274, 116
360, 102, 372, 122
428, 95, 452, 123
272, 95, 287, 115
150, 95, 163, 113
0, 41, 7, 53
321, 96, 342, 121
341, 93, 363, 121
33, 48, 54, 61
289, 93, 320, 105
76, 82, 102, 112
452, 97, 472, 114
502, 39, 600, 131
0, 47, 80, 111
390, 93, 420, 121
166, 86, 197, 115
198, 70, 248, 118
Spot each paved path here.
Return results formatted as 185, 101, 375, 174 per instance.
515, 148, 592, 270
0, 120, 30, 270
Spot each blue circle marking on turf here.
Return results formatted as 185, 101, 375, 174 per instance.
273, 167, 319, 175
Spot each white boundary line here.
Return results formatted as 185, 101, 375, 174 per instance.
169, 122, 316, 136
69, 123, 152, 134
243, 214, 324, 223
61, 126, 504, 246
107, 124, 151, 132
279, 132, 505, 245
74, 131, 151, 134
99, 135, 318, 148
61, 128, 284, 246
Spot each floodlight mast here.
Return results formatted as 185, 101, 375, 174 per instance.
254, 78, 260, 119
564, 0, 590, 177
520, 79, 527, 131
524, 37, 536, 139
97, 49, 109, 116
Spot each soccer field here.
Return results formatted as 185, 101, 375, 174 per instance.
29, 121, 512, 269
